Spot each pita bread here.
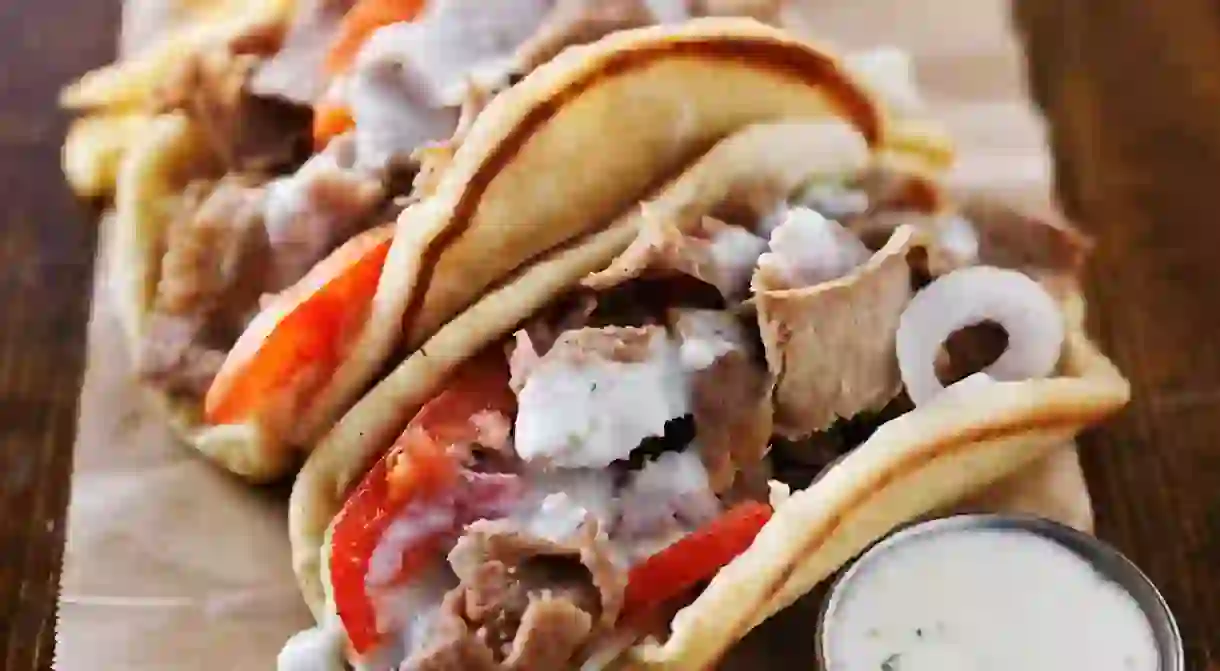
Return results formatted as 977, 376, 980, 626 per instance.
287, 115, 1126, 671
631, 305, 1127, 669
101, 19, 891, 481
377, 18, 888, 351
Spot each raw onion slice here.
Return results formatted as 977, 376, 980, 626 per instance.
897, 266, 1064, 405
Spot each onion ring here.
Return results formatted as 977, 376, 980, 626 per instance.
897, 266, 1065, 405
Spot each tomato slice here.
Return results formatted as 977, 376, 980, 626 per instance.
622, 502, 774, 619
329, 349, 518, 655
205, 225, 394, 428
312, 102, 356, 151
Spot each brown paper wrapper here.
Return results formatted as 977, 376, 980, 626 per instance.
55, 1, 1095, 668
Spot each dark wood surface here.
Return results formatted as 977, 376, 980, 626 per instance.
0, 1, 116, 670
1, 1, 1218, 669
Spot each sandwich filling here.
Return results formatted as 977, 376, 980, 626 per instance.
280, 143, 1081, 670
135, 0, 783, 437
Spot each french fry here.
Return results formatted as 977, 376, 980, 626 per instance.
110, 112, 220, 346
62, 114, 150, 198
59, 0, 295, 111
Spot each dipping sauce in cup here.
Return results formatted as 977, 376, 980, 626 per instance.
817, 514, 1182, 671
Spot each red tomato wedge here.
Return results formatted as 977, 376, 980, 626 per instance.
329, 350, 518, 655
622, 502, 774, 619
312, 102, 356, 151
325, 0, 426, 76
204, 225, 394, 428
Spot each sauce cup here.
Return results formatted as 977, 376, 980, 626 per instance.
814, 513, 1183, 671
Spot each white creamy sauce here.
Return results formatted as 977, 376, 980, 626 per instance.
347, 52, 458, 171
757, 203, 790, 238
518, 453, 720, 567
277, 619, 346, 671
615, 451, 720, 565
707, 224, 769, 300
344, 0, 551, 169
759, 206, 872, 287
673, 309, 747, 371
365, 505, 456, 588
522, 492, 596, 543
261, 135, 382, 286
514, 331, 690, 467
367, 564, 454, 664
528, 468, 619, 526
823, 528, 1160, 671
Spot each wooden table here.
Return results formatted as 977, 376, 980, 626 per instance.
1, 1, 1218, 669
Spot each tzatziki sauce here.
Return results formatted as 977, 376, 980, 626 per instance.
822, 526, 1161, 671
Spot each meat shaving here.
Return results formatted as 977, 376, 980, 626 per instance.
405, 518, 625, 670
754, 225, 923, 437
262, 135, 386, 289
154, 50, 311, 174
544, 326, 660, 366
584, 214, 766, 302
138, 176, 271, 397
585, 121, 872, 299
670, 310, 773, 491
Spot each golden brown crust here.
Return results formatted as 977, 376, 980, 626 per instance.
387, 19, 886, 353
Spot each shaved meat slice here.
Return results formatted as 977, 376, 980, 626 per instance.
507, 330, 543, 395
262, 134, 385, 289
584, 215, 766, 302
155, 177, 270, 320
139, 176, 271, 396
405, 519, 625, 670
507, 293, 601, 392
671, 310, 773, 491
850, 210, 979, 275
137, 314, 229, 397
155, 50, 311, 173
547, 326, 660, 365
585, 121, 872, 296
754, 226, 923, 437
250, 0, 355, 104
955, 196, 1092, 276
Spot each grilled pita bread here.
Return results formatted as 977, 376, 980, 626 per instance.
287, 112, 1125, 671
104, 19, 888, 481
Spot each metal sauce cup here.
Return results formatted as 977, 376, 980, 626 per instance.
815, 513, 1183, 671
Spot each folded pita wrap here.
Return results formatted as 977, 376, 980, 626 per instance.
283, 89, 1125, 667
98, 17, 900, 481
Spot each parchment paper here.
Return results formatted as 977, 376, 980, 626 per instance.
54, 1, 1094, 668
